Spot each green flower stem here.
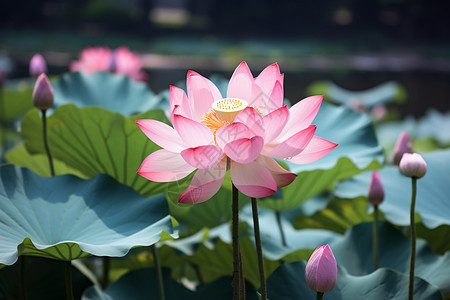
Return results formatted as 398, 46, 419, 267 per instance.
316, 292, 324, 300
20, 256, 27, 300
408, 177, 417, 300
102, 257, 110, 289
275, 211, 287, 247
65, 261, 74, 300
373, 204, 379, 270
232, 183, 242, 300
41, 109, 55, 176
251, 197, 267, 300
151, 245, 165, 300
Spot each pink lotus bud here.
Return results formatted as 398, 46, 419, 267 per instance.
305, 244, 337, 293
29, 54, 47, 77
399, 153, 427, 179
393, 131, 412, 166
32, 74, 54, 110
368, 171, 384, 205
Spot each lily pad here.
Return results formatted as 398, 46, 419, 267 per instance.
52, 72, 169, 115
261, 102, 384, 211
335, 149, 450, 228
266, 261, 443, 300
331, 222, 450, 294
306, 80, 406, 107
7, 105, 168, 197
0, 165, 175, 266
82, 268, 259, 300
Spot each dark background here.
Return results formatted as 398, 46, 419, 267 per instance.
1, 0, 449, 116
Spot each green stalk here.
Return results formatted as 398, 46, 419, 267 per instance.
316, 292, 324, 300
275, 211, 287, 247
102, 257, 110, 289
65, 261, 74, 300
232, 183, 241, 300
41, 109, 55, 176
408, 177, 417, 300
20, 256, 27, 300
251, 198, 267, 300
373, 204, 379, 270
151, 245, 165, 300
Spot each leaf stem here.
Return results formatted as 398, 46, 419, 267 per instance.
275, 211, 287, 247
232, 183, 242, 300
65, 261, 74, 300
20, 256, 27, 300
151, 244, 165, 300
373, 204, 379, 270
41, 109, 55, 176
101, 257, 110, 289
251, 197, 267, 299
408, 177, 417, 300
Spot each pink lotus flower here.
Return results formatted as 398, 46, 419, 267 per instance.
70, 46, 148, 81
305, 244, 337, 293
137, 62, 337, 204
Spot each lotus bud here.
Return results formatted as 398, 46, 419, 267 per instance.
32, 74, 54, 110
399, 153, 427, 179
29, 54, 48, 77
393, 131, 412, 166
305, 244, 337, 293
368, 171, 384, 205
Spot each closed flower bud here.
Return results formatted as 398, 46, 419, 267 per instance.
399, 153, 427, 178
305, 244, 337, 293
29, 54, 48, 77
393, 131, 412, 166
368, 171, 384, 205
32, 74, 54, 110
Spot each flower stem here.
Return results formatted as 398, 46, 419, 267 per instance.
0, 85, 5, 163
275, 211, 287, 247
151, 245, 165, 300
232, 183, 242, 300
101, 257, 110, 289
316, 292, 324, 300
408, 177, 417, 300
20, 256, 27, 300
65, 261, 74, 300
251, 197, 267, 300
373, 204, 379, 270
41, 109, 55, 176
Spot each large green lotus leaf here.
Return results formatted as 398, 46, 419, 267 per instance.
293, 197, 373, 233
307, 80, 406, 107
335, 149, 450, 228
12, 105, 167, 197
82, 268, 259, 300
52, 72, 169, 115
0, 78, 34, 123
260, 102, 384, 211
0, 165, 175, 266
0, 257, 91, 300
5, 143, 88, 178
377, 110, 450, 151
332, 222, 450, 294
240, 205, 341, 261
266, 261, 443, 300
